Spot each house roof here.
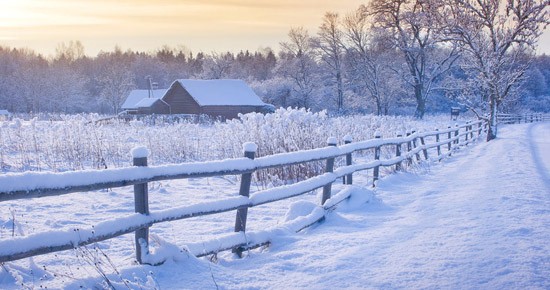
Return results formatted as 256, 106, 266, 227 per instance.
121, 89, 168, 109
135, 98, 160, 108
173, 79, 266, 106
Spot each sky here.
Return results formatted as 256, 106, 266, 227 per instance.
0, 0, 548, 57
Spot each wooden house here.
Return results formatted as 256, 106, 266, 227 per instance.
120, 80, 271, 119
160, 79, 269, 119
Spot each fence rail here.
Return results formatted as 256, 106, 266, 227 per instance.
0, 119, 492, 264
497, 113, 550, 124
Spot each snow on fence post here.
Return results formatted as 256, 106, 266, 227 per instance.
406, 130, 413, 166
344, 135, 353, 185
395, 133, 403, 171
233, 142, 257, 258
435, 128, 441, 159
373, 132, 381, 187
322, 138, 337, 205
131, 146, 150, 264
469, 123, 474, 140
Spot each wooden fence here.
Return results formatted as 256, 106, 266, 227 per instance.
0, 119, 491, 264
497, 113, 550, 124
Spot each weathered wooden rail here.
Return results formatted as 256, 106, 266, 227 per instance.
0, 119, 491, 264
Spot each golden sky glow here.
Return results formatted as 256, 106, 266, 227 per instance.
0, 0, 548, 56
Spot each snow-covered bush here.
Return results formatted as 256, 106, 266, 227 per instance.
0, 110, 457, 183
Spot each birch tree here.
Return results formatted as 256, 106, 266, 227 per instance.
446, 0, 549, 140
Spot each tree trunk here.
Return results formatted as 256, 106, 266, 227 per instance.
337, 71, 343, 111
486, 98, 497, 141
413, 84, 425, 119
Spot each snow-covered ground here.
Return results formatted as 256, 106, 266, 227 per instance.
1, 122, 549, 289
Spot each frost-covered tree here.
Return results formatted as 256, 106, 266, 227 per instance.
278, 27, 320, 109
445, 0, 549, 140
370, 0, 460, 119
201, 52, 234, 79
343, 6, 404, 115
97, 62, 134, 114
314, 12, 346, 112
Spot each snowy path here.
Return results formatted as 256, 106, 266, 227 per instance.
153, 122, 549, 289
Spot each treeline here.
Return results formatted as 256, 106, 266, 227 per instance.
0, 1, 548, 117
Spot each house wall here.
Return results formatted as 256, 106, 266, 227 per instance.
163, 83, 201, 114
203, 106, 260, 119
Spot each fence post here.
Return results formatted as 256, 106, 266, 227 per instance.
373, 132, 381, 187
344, 135, 353, 185
454, 124, 459, 148
132, 147, 150, 264
435, 128, 441, 159
465, 122, 469, 143
412, 130, 421, 161
407, 130, 413, 166
233, 142, 256, 258
322, 138, 337, 205
477, 121, 482, 137
420, 133, 428, 160
447, 126, 452, 153
396, 133, 402, 171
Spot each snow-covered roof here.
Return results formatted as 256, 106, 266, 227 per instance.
135, 97, 160, 108
121, 89, 168, 110
0, 110, 10, 115
174, 79, 265, 106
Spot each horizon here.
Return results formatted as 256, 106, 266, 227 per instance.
1, 0, 549, 58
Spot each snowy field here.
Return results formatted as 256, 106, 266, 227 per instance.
0, 118, 548, 289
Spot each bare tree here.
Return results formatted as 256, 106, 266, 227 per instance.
314, 12, 346, 112
201, 52, 234, 79
370, 0, 460, 119
446, 0, 549, 141
98, 65, 134, 114
278, 27, 319, 109
343, 6, 402, 115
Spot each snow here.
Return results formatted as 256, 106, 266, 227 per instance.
121, 89, 168, 110
175, 79, 266, 106
131, 146, 150, 159
0, 122, 549, 289
134, 97, 160, 108
343, 134, 353, 143
242, 142, 258, 153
